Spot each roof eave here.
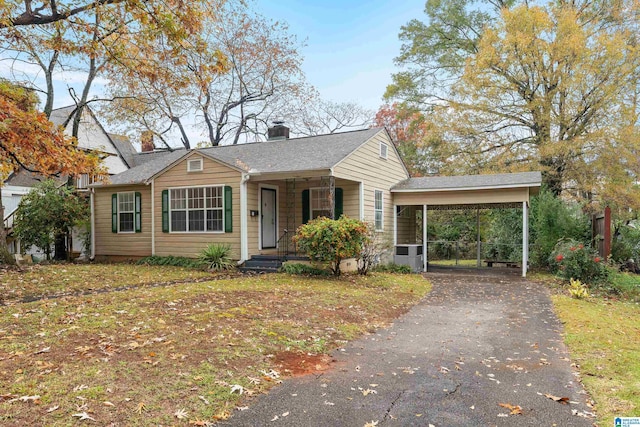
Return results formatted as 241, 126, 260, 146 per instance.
391, 182, 542, 192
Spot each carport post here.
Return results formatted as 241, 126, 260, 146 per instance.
423, 204, 428, 272
522, 201, 529, 277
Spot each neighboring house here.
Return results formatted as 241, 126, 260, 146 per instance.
89, 124, 542, 277
2, 105, 139, 257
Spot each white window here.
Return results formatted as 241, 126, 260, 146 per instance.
374, 190, 384, 231
118, 192, 135, 233
170, 186, 223, 232
187, 157, 203, 172
379, 142, 388, 159
310, 187, 332, 219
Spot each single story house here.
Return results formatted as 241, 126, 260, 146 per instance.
90, 125, 541, 276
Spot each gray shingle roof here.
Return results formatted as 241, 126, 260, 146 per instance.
99, 128, 383, 185
106, 150, 185, 185
391, 171, 542, 191
108, 134, 137, 168
49, 105, 76, 127
199, 127, 382, 173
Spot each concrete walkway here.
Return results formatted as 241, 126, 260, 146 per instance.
221, 271, 595, 426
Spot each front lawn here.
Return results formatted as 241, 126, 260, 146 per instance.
0, 264, 430, 425
552, 295, 640, 425
0, 264, 211, 303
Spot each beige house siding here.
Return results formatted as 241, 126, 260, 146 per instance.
333, 131, 409, 237
153, 155, 242, 259
94, 185, 152, 257
392, 187, 530, 206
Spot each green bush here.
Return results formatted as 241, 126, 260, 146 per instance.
611, 221, 640, 265
198, 243, 235, 271
550, 239, 610, 285
136, 255, 205, 268
279, 262, 330, 276
529, 189, 591, 268
294, 216, 368, 276
372, 263, 413, 274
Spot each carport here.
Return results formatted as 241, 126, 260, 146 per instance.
391, 172, 542, 277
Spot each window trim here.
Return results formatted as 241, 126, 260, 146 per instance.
374, 189, 384, 231
117, 191, 135, 234
309, 187, 332, 220
379, 142, 388, 159
168, 184, 224, 233
187, 157, 203, 172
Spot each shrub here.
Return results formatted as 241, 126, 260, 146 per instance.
294, 216, 368, 276
357, 222, 391, 275
611, 221, 640, 266
198, 243, 235, 271
568, 278, 590, 299
371, 263, 412, 274
550, 239, 610, 285
136, 255, 205, 268
529, 189, 591, 268
279, 262, 330, 276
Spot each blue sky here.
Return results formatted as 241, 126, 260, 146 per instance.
256, 0, 426, 111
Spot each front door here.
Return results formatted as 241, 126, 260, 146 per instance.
261, 188, 277, 249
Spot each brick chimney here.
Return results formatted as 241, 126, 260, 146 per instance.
267, 121, 289, 141
141, 131, 155, 152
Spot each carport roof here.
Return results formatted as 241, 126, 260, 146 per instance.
391, 171, 542, 192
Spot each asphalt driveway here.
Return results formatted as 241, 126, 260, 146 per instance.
221, 270, 595, 426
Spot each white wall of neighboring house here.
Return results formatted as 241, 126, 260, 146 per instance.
4, 106, 134, 259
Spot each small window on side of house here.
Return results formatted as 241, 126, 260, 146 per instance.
187, 157, 203, 172
379, 142, 388, 159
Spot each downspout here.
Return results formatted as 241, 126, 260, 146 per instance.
240, 173, 249, 263
151, 179, 155, 255
90, 188, 95, 260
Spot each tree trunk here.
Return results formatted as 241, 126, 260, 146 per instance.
0, 186, 13, 264
54, 232, 67, 260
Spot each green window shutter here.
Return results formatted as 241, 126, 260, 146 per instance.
135, 192, 142, 233
334, 187, 343, 219
302, 189, 310, 223
224, 185, 233, 233
161, 190, 169, 233
112, 194, 118, 233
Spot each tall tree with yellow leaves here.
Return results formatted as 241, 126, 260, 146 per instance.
387, 0, 640, 209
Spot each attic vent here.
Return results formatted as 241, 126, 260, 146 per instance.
379, 142, 388, 159
187, 157, 203, 172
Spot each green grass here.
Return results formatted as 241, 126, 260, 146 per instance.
0, 263, 211, 302
552, 295, 640, 425
608, 272, 640, 301
0, 264, 431, 426
428, 259, 479, 266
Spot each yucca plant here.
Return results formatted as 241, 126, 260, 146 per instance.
568, 278, 590, 300
198, 243, 234, 271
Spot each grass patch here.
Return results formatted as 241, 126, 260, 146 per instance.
0, 263, 211, 302
608, 272, 640, 301
428, 259, 478, 266
552, 295, 640, 425
0, 265, 430, 425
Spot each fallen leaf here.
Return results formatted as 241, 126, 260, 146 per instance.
270, 415, 279, 421
362, 389, 377, 396
230, 384, 244, 395
364, 421, 379, 427
135, 402, 146, 414
34, 346, 51, 354
103, 401, 115, 407
282, 411, 289, 417
175, 408, 188, 419
72, 412, 96, 421
544, 393, 570, 404
498, 402, 523, 415
47, 405, 60, 412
